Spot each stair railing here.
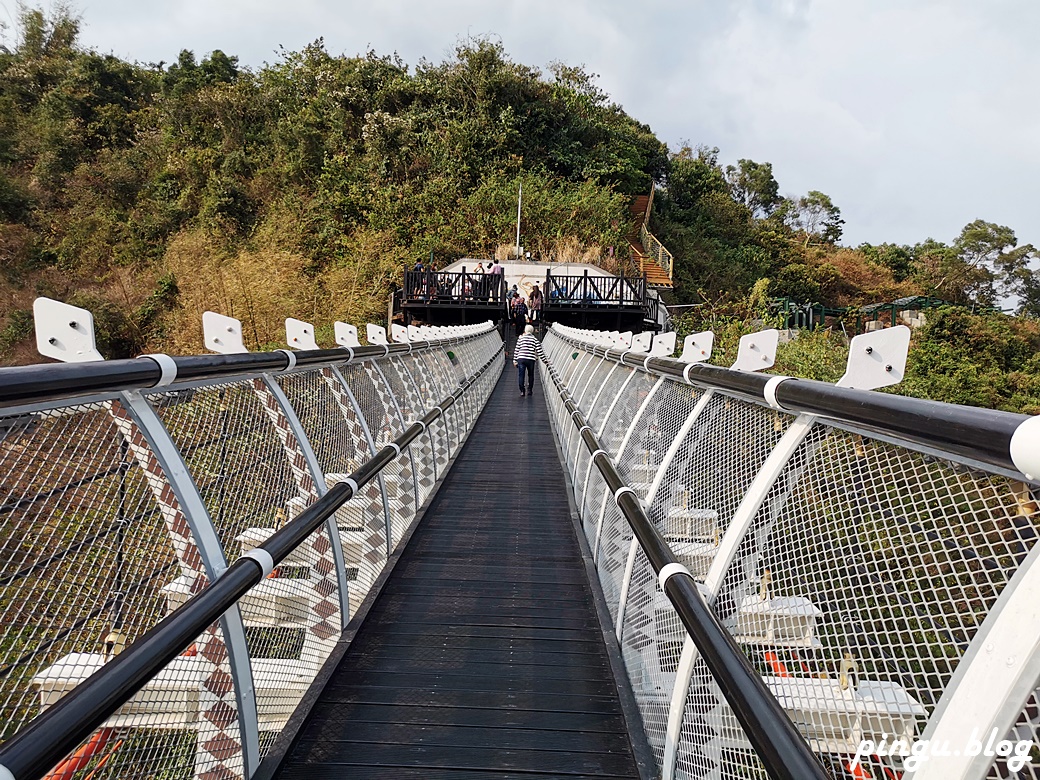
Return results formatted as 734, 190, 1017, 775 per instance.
640, 222, 674, 282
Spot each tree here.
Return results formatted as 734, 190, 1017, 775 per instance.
953, 219, 1036, 305
1018, 272, 1040, 318
163, 49, 240, 97
664, 145, 727, 211
859, 242, 913, 281
909, 222, 1037, 306
724, 159, 779, 218
791, 190, 843, 247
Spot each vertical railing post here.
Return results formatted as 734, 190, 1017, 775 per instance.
575, 352, 607, 409
592, 376, 665, 561
661, 412, 817, 780
912, 540, 1040, 780
369, 361, 422, 517
611, 375, 683, 638
257, 375, 352, 627
114, 391, 259, 780
395, 357, 440, 482
596, 370, 638, 437
577, 364, 621, 514
325, 366, 395, 559
410, 356, 451, 473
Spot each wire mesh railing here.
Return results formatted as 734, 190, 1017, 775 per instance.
0, 318, 503, 780
541, 323, 1040, 780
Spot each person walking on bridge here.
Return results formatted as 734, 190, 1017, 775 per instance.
513, 324, 545, 397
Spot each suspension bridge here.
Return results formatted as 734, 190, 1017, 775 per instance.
0, 296, 1038, 780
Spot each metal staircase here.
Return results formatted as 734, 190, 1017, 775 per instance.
630, 191, 674, 288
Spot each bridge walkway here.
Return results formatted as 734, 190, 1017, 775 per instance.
268, 357, 645, 779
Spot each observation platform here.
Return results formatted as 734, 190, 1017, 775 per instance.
265, 361, 647, 779
396, 262, 664, 332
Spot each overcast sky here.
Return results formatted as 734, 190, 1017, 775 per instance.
7, 0, 1037, 249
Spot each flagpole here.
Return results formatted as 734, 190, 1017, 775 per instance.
515, 182, 522, 261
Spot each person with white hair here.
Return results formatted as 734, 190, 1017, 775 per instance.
513, 324, 546, 397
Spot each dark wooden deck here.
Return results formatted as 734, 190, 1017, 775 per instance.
270, 359, 644, 779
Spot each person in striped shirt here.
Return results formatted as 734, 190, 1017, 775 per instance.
513, 324, 546, 397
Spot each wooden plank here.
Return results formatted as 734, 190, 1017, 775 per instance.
272, 365, 641, 779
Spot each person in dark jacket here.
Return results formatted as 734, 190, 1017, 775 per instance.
511, 296, 528, 336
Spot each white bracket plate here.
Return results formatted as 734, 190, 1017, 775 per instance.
334, 321, 360, 348
730, 329, 778, 372
837, 325, 910, 389
650, 332, 677, 357
679, 331, 714, 363
617, 331, 633, 349
390, 323, 408, 344
33, 297, 103, 363
286, 318, 318, 351
408, 325, 421, 342
366, 324, 388, 346
203, 311, 248, 354
631, 332, 652, 353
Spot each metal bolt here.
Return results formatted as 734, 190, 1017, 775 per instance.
48, 337, 57, 345
865, 346, 873, 354
227, 326, 234, 333
68, 321, 78, 329
885, 364, 893, 372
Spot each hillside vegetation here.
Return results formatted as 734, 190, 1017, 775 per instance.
1, 8, 1038, 412
0, 8, 665, 357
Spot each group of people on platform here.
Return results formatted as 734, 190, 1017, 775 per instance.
509, 282, 542, 336
409, 259, 508, 302
409, 258, 548, 397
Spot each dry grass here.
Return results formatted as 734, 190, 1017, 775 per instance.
162, 226, 406, 353
162, 230, 303, 352
811, 248, 911, 307
493, 236, 627, 271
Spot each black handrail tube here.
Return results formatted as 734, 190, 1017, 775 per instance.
0, 360, 162, 407
645, 356, 772, 398
157, 351, 292, 379
0, 340, 503, 780
773, 377, 1022, 469
349, 449, 397, 491
259, 481, 355, 564
0, 329, 494, 411
554, 331, 1030, 473
542, 358, 830, 780
0, 560, 263, 780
